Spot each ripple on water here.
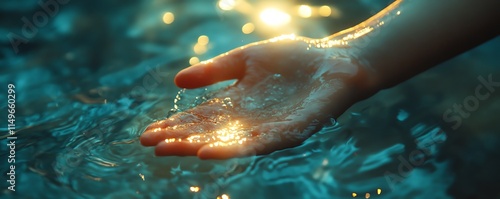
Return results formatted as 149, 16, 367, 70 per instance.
11, 65, 455, 199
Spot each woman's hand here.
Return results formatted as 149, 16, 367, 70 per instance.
140, 35, 371, 159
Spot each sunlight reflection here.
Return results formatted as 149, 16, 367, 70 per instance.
205, 120, 249, 147
162, 115, 251, 147
342, 27, 374, 41
269, 34, 296, 42
259, 8, 291, 26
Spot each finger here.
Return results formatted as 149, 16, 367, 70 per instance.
174, 49, 246, 89
155, 141, 207, 156
144, 119, 176, 131
140, 128, 183, 146
197, 143, 257, 160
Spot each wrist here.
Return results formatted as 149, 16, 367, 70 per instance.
318, 47, 382, 101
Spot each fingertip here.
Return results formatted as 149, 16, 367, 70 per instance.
174, 64, 210, 89
197, 144, 256, 160
174, 51, 246, 89
140, 129, 168, 146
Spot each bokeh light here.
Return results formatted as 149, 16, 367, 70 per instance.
259, 8, 291, 27
197, 35, 209, 45
319, 5, 332, 17
241, 22, 255, 34
298, 5, 312, 18
162, 12, 174, 24
193, 43, 207, 54
217, 194, 230, 199
189, 57, 200, 65
218, 0, 236, 11
189, 186, 200, 192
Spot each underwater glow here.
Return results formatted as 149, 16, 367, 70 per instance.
377, 188, 382, 195
162, 12, 175, 24
259, 8, 291, 26
352, 193, 357, 197
298, 5, 312, 18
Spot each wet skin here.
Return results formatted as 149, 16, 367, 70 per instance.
139, 0, 499, 159
140, 36, 370, 159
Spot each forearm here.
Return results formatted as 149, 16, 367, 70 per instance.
328, 0, 499, 91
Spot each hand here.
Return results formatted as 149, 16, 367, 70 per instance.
140, 35, 370, 159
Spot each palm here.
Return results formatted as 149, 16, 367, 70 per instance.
141, 36, 362, 159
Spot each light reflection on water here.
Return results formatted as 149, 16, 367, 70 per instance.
1, 1, 499, 198
2, 39, 500, 198
5, 72, 454, 198
3, 42, 499, 198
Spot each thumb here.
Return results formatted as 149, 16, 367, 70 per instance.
174, 48, 246, 89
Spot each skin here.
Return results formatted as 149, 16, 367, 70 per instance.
140, 0, 499, 159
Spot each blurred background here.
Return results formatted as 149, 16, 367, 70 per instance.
1, 0, 499, 198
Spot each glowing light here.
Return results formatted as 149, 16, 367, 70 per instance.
322, 159, 328, 166
217, 194, 230, 199
298, 5, 312, 18
341, 27, 373, 41
190, 186, 200, 192
198, 35, 209, 45
377, 189, 381, 195
396, 11, 401, 15
189, 57, 200, 65
269, 34, 296, 42
218, 0, 236, 11
319, 6, 332, 17
184, 119, 249, 146
162, 12, 174, 24
193, 43, 207, 54
365, 193, 370, 198
259, 8, 291, 26
242, 23, 255, 34
352, 193, 357, 197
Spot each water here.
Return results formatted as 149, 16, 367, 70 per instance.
1, 0, 500, 198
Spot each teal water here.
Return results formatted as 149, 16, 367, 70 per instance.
1, 0, 499, 198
